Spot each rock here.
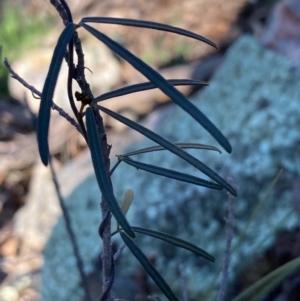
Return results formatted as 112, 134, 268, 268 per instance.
40, 35, 300, 300
0, 286, 19, 301
12, 123, 145, 300
14, 153, 94, 254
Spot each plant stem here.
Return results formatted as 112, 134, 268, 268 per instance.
49, 157, 92, 301
92, 105, 114, 301
51, 1, 115, 300
3, 58, 82, 134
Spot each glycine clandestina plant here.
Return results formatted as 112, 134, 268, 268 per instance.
5, 1, 239, 300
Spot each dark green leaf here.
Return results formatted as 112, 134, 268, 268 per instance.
86, 107, 135, 238
232, 257, 300, 301
122, 143, 221, 157
98, 105, 237, 196
94, 79, 208, 102
37, 23, 75, 165
80, 17, 217, 48
120, 156, 222, 190
80, 23, 231, 153
120, 232, 179, 301
132, 226, 214, 262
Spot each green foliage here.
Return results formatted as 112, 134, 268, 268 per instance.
34, 9, 232, 298
118, 155, 223, 190
7, 1, 298, 300
122, 142, 221, 156
32, 3, 237, 299
0, 5, 52, 60
97, 105, 236, 196
0, 5, 54, 95
81, 22, 231, 153
120, 231, 180, 301
93, 79, 208, 102
37, 23, 76, 165
80, 17, 217, 48
86, 107, 135, 238
12, 1, 298, 300
132, 226, 215, 262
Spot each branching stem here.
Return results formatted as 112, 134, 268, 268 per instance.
6, 1, 115, 300
4, 58, 82, 134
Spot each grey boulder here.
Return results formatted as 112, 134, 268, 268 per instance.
41, 35, 300, 301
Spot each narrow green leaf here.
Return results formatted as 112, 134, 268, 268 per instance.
80, 17, 217, 48
86, 107, 135, 238
232, 257, 300, 301
132, 226, 214, 262
37, 23, 75, 165
98, 105, 237, 197
94, 79, 208, 102
80, 23, 231, 153
120, 232, 179, 301
122, 143, 221, 157
120, 156, 222, 191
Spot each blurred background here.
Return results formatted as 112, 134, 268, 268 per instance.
0, 0, 300, 300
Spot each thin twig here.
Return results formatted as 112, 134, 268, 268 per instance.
100, 257, 115, 301
51, 2, 114, 300
113, 243, 126, 262
3, 58, 82, 134
92, 106, 114, 301
73, 31, 94, 101
147, 296, 162, 301
11, 1, 115, 300
217, 189, 236, 301
49, 157, 93, 301
72, 31, 93, 140
110, 159, 122, 176
66, 36, 80, 124
66, 36, 88, 140
178, 264, 188, 301
292, 176, 300, 228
